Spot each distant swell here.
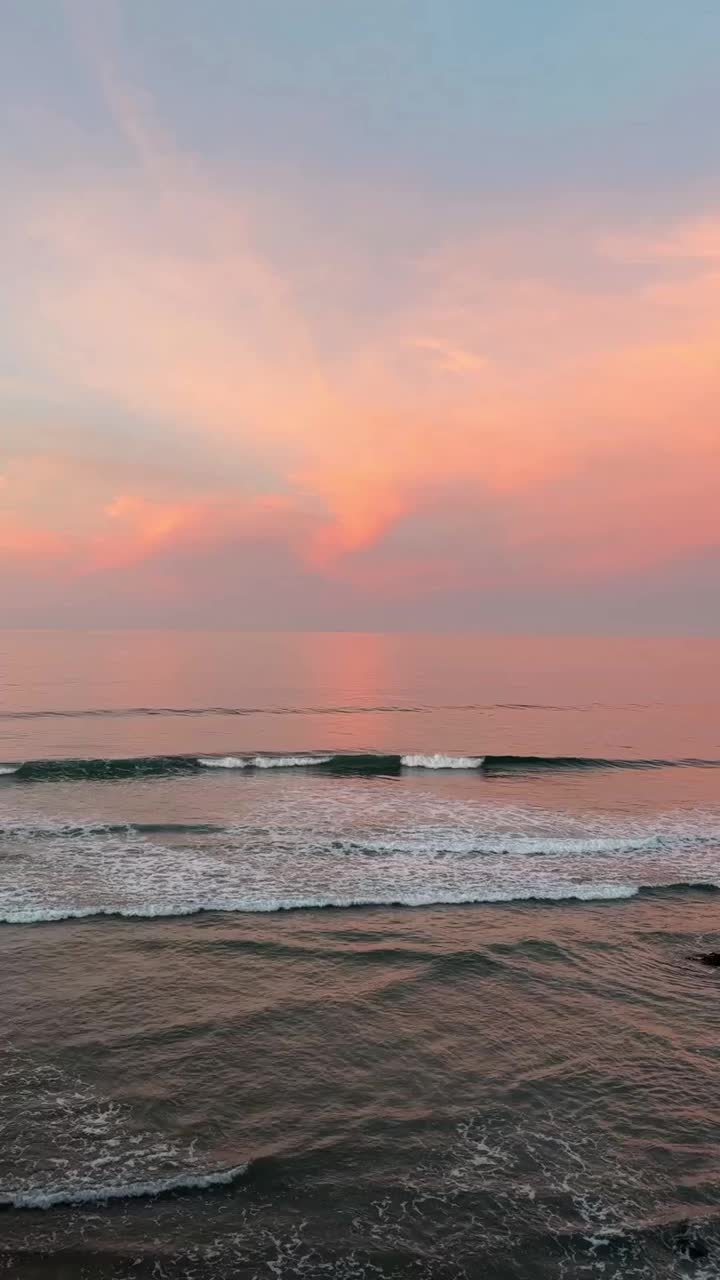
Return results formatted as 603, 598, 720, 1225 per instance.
2, 752, 719, 781
0, 705, 431, 720
0, 703, 572, 720
3, 883, 718, 926
0, 1163, 248, 1211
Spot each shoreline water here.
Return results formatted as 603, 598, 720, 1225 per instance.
2, 632, 720, 1277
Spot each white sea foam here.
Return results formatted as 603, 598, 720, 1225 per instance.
349, 833, 662, 857
0, 882, 642, 925
200, 753, 483, 769
2, 792, 719, 928
199, 756, 250, 768
199, 754, 330, 769
401, 754, 485, 769
0, 765, 19, 775
253, 755, 331, 768
3, 1163, 248, 1210
0, 1047, 247, 1217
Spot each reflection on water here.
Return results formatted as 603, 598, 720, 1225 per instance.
3, 631, 720, 1277
1, 630, 719, 760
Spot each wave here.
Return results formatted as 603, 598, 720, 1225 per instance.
0, 820, 226, 839
3, 751, 720, 781
199, 754, 332, 769
0, 702, 580, 721
0, 705, 429, 719
1, 755, 199, 781
347, 833, 663, 856
1, 813, 697, 857
3, 882, 717, 926
400, 754, 485, 769
202, 753, 484, 771
1, 1163, 248, 1211
0, 704, 479, 721
0, 822, 690, 857
481, 754, 717, 772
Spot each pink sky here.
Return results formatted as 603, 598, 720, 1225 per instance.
2, 2, 719, 628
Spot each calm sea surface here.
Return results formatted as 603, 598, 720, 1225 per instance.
2, 630, 720, 1279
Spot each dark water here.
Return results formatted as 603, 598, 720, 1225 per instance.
2, 631, 720, 1279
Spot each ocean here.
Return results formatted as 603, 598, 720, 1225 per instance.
2, 629, 720, 1279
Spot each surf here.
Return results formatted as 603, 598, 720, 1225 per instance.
0, 1163, 248, 1211
12, 882, 720, 927
3, 751, 719, 781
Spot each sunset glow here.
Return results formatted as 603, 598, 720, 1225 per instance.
2, 1, 719, 628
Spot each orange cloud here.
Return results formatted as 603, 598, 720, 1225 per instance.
83, 490, 322, 573
4, 189, 720, 600
0, 522, 69, 560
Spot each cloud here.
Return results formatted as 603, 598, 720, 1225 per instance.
90, 491, 319, 572
603, 217, 720, 264
1, 5, 719, 624
3, 187, 720, 613
404, 336, 489, 374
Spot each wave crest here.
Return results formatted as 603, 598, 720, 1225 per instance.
0, 883, 650, 926
199, 754, 331, 769
3, 751, 720, 782
2, 1163, 248, 1211
400, 754, 484, 769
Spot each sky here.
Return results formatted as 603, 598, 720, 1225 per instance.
1, 0, 719, 631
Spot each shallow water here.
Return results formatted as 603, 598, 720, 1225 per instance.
2, 631, 720, 1278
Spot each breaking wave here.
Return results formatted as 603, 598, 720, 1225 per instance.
3, 882, 718, 926
3, 752, 719, 781
1, 1164, 248, 1211
199, 754, 332, 769
400, 754, 485, 769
